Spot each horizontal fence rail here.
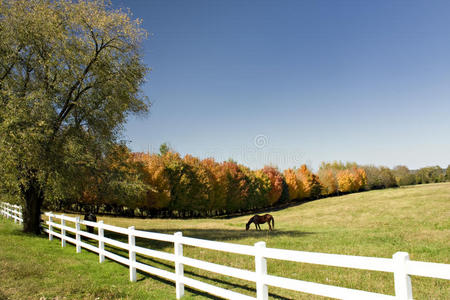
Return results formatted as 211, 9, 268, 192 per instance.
0, 202, 23, 224
1, 202, 449, 300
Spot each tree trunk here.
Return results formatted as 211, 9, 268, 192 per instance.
22, 178, 44, 235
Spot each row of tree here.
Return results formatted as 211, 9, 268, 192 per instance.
41, 145, 450, 218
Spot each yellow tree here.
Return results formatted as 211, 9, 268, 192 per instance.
337, 168, 366, 193
354, 168, 368, 191
318, 168, 338, 196
222, 161, 249, 212
133, 153, 171, 211
183, 154, 212, 215
261, 166, 284, 205
337, 169, 354, 193
201, 158, 227, 213
284, 168, 301, 201
296, 165, 322, 199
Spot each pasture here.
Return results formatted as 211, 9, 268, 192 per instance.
1, 183, 449, 299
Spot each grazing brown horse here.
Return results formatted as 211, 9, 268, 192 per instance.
246, 214, 275, 231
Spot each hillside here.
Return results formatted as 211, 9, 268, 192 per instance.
1, 183, 449, 299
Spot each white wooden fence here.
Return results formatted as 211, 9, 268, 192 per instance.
1, 202, 449, 300
0, 201, 23, 224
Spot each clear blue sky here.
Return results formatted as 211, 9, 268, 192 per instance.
117, 0, 450, 171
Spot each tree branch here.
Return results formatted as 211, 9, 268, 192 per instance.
56, 51, 99, 127
0, 62, 15, 81
56, 84, 93, 129
53, 32, 127, 135
20, 64, 33, 97
0, 45, 23, 85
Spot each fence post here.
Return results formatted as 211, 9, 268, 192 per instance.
393, 252, 413, 300
18, 206, 22, 224
255, 241, 268, 300
13, 205, 17, 223
75, 216, 81, 253
48, 213, 53, 240
128, 226, 137, 282
61, 215, 66, 248
98, 220, 105, 263
174, 232, 184, 299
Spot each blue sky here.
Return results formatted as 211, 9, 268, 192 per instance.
117, 0, 450, 171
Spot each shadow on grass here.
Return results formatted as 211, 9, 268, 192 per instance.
135, 272, 225, 300
54, 237, 292, 300
34, 222, 313, 300
131, 255, 276, 298
101, 228, 316, 252
134, 269, 291, 300
89, 229, 308, 300
4, 223, 48, 239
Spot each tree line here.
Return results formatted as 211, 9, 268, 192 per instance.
38, 145, 450, 218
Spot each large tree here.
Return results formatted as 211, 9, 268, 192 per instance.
0, 0, 149, 234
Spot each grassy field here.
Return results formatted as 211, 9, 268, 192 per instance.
1, 183, 449, 299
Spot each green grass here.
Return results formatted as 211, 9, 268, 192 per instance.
1, 183, 449, 299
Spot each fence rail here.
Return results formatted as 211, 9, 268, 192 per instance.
1, 202, 449, 300
0, 202, 23, 224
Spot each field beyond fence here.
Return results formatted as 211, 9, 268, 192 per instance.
1, 200, 449, 300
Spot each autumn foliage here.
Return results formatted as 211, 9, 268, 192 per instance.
296, 165, 322, 199
318, 162, 367, 194
89, 152, 277, 217
261, 166, 284, 205
283, 169, 301, 201
53, 148, 438, 218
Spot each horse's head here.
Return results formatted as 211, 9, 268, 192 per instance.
245, 216, 254, 230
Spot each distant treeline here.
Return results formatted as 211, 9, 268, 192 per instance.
43, 145, 450, 218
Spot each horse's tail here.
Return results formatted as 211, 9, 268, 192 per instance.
271, 216, 275, 229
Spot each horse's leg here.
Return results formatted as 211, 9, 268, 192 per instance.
255, 223, 258, 230
268, 222, 272, 231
